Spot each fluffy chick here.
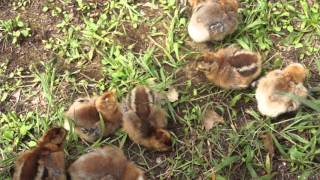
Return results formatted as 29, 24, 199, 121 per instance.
122, 85, 172, 151
13, 127, 67, 180
65, 91, 122, 143
186, 46, 262, 89
256, 63, 308, 117
188, 0, 238, 42
68, 146, 146, 180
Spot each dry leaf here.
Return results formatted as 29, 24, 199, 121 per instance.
166, 87, 179, 102
142, 2, 158, 9
11, 89, 21, 104
156, 157, 162, 164
203, 109, 224, 131
197, 176, 204, 180
31, 92, 47, 106
261, 132, 274, 158
211, 169, 216, 180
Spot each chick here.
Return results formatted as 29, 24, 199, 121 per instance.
68, 146, 146, 180
65, 91, 122, 143
256, 63, 308, 117
188, 0, 239, 43
186, 46, 262, 89
13, 127, 67, 180
122, 85, 172, 151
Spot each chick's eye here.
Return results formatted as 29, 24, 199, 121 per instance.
78, 99, 88, 103
209, 22, 224, 32
80, 128, 89, 134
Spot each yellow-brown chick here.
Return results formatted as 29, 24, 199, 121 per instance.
122, 85, 172, 151
68, 146, 146, 180
65, 91, 122, 143
186, 47, 262, 89
188, 0, 239, 42
13, 127, 67, 180
256, 63, 308, 117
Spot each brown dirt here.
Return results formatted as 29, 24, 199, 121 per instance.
0, 1, 59, 71
0, 1, 62, 115
0, 0, 107, 114
117, 23, 151, 53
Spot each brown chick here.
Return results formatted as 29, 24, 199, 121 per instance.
256, 63, 308, 117
13, 127, 67, 180
68, 146, 146, 180
186, 46, 262, 89
188, 0, 238, 42
65, 91, 122, 143
122, 85, 172, 151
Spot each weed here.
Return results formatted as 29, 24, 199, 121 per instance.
12, 0, 31, 10
0, 61, 23, 103
0, 16, 31, 45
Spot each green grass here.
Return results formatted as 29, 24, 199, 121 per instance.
0, 0, 320, 179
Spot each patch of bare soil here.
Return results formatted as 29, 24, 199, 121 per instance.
115, 2, 176, 56
137, 1, 164, 19
114, 2, 163, 53
0, 1, 59, 71
0, 1, 63, 115
117, 23, 150, 53
0, 1, 107, 114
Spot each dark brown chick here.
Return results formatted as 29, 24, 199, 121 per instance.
188, 0, 239, 42
256, 63, 308, 117
122, 85, 172, 151
13, 127, 67, 180
186, 46, 262, 89
65, 91, 122, 143
68, 146, 146, 180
